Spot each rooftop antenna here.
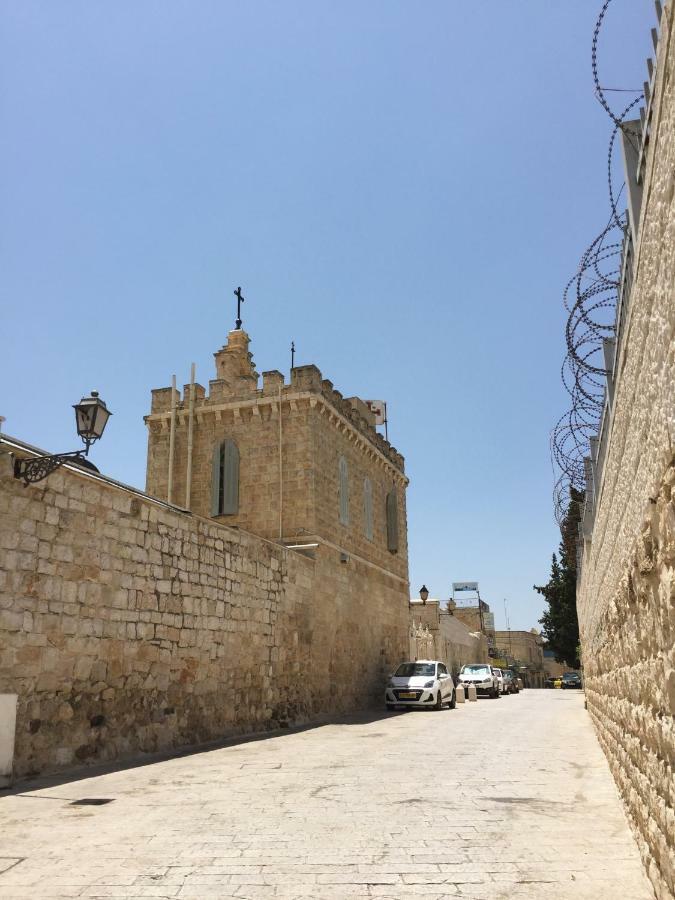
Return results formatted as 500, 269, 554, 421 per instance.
504, 598, 513, 658
291, 341, 295, 372
234, 286, 245, 330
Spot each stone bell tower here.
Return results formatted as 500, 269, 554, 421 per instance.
145, 325, 409, 583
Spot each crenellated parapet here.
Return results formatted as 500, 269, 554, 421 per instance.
146, 330, 405, 475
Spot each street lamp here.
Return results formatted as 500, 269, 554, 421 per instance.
14, 391, 112, 485
73, 391, 112, 451
419, 585, 429, 604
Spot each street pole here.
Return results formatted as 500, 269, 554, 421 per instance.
504, 599, 513, 660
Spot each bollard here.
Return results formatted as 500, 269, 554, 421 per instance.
467, 684, 477, 702
455, 683, 465, 704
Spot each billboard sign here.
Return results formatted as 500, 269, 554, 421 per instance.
452, 581, 478, 592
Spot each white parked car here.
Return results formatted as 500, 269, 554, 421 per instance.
492, 667, 505, 695
459, 663, 500, 698
385, 660, 456, 710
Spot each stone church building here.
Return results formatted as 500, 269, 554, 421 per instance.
146, 327, 408, 581
0, 327, 410, 779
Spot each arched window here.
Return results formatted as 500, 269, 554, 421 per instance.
363, 477, 373, 540
386, 488, 398, 553
211, 439, 239, 516
338, 456, 349, 525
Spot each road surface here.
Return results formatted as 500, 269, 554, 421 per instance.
0, 690, 653, 899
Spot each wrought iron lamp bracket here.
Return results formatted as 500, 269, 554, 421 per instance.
13, 449, 90, 486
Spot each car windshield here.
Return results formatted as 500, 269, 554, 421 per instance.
461, 665, 490, 675
563, 673, 579, 679
395, 663, 436, 677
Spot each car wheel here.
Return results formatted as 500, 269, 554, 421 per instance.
491, 685, 498, 698
448, 689, 456, 710
386, 703, 395, 711
434, 691, 443, 710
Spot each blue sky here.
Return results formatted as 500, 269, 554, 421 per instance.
0, 2, 656, 629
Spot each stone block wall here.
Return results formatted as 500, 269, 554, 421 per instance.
0, 452, 409, 779
148, 391, 317, 540
577, 8, 675, 897
580, 462, 675, 899
311, 403, 408, 582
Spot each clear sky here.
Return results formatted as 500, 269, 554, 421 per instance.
0, 2, 656, 629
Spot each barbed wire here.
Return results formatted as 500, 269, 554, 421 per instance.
551, 0, 644, 526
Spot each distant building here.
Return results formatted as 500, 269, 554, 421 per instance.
493, 629, 545, 688
542, 647, 579, 679
409, 598, 488, 676
453, 599, 496, 651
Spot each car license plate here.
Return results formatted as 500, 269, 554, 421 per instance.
399, 692, 417, 698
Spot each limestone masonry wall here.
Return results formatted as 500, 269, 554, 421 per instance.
577, 8, 675, 898
0, 453, 408, 778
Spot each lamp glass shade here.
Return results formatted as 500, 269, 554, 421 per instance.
419, 585, 429, 602
74, 392, 111, 444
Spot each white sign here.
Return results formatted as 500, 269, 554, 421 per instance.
452, 581, 478, 592
365, 400, 387, 425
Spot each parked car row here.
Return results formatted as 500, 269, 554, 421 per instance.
383, 660, 525, 710
545, 672, 583, 689
458, 663, 520, 697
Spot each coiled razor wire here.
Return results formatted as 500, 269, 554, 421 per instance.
551, 0, 644, 526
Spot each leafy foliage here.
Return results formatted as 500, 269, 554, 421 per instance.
534, 488, 583, 668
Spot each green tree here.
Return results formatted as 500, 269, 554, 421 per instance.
534, 488, 583, 668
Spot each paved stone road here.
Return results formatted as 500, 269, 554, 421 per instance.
0, 691, 654, 900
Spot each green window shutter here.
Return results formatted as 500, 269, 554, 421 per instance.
211, 443, 223, 516
386, 489, 398, 553
338, 456, 349, 525
363, 477, 373, 541
222, 439, 240, 515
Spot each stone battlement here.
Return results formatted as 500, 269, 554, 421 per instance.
147, 331, 404, 473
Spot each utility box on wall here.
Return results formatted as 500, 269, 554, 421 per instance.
0, 694, 18, 787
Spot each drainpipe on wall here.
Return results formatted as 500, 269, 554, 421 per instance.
185, 362, 195, 509
167, 374, 176, 504
278, 384, 283, 539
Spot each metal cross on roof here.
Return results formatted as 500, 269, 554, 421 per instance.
234, 286, 245, 330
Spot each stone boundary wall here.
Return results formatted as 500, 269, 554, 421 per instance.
0, 452, 408, 779
577, 9, 675, 898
